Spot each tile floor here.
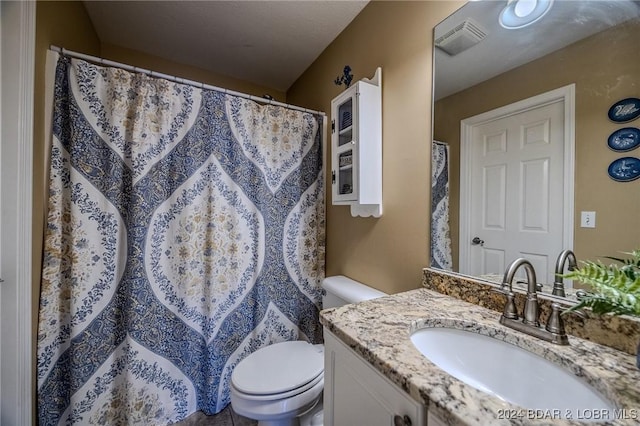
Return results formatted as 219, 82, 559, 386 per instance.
174, 405, 257, 426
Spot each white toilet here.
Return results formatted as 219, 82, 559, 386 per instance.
230, 275, 386, 426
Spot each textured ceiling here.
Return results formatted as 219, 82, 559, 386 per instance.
435, 0, 640, 100
83, 1, 369, 92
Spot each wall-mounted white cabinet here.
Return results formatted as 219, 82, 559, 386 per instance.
331, 67, 382, 218
323, 329, 425, 426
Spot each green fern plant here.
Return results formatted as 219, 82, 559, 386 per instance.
562, 249, 640, 317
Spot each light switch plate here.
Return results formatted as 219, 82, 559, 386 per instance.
581, 211, 596, 228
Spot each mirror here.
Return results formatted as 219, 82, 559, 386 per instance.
431, 0, 640, 300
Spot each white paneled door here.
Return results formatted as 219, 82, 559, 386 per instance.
460, 86, 575, 285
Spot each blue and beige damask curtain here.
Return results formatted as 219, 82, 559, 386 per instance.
431, 141, 452, 270
37, 56, 325, 425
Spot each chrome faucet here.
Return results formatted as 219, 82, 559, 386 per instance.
499, 258, 569, 345
553, 249, 577, 297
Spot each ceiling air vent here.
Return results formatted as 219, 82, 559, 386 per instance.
435, 19, 487, 56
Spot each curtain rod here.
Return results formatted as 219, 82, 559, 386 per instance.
49, 45, 326, 117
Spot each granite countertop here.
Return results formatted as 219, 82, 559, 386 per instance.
319, 288, 640, 426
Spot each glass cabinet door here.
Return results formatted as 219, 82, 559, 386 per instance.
333, 94, 357, 202
338, 98, 353, 146
337, 150, 354, 197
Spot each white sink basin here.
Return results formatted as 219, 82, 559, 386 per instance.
411, 327, 614, 419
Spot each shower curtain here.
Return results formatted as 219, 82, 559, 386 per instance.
431, 141, 452, 270
37, 57, 325, 425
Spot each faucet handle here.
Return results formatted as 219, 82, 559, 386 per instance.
545, 303, 565, 334
545, 303, 570, 345
575, 289, 588, 301
502, 291, 519, 320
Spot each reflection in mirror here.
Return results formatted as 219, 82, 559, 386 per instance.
431, 0, 640, 301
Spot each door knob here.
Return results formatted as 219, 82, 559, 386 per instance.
471, 237, 484, 246
393, 414, 412, 426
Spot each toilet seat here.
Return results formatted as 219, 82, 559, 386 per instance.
232, 341, 324, 397
230, 373, 324, 422
232, 372, 323, 401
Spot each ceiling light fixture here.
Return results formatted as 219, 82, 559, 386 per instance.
499, 0, 554, 29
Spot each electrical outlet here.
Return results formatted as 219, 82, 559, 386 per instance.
581, 211, 596, 228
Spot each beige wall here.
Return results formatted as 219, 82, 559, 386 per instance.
288, 1, 465, 294
434, 19, 640, 269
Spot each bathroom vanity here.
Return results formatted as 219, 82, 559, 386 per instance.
320, 280, 640, 425
324, 329, 427, 426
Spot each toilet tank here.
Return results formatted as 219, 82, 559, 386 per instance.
321, 275, 387, 309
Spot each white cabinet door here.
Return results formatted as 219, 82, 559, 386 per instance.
427, 409, 448, 426
324, 329, 425, 426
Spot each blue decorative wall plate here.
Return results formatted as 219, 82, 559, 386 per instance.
607, 157, 640, 182
608, 98, 640, 123
607, 127, 640, 152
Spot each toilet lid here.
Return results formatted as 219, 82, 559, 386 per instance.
231, 341, 324, 395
